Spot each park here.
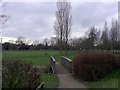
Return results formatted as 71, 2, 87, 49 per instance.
2, 50, 120, 89
1, 0, 120, 89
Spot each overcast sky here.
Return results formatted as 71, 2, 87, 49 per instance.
1, 0, 118, 43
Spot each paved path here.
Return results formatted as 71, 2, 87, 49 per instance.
56, 62, 88, 89
56, 63, 68, 74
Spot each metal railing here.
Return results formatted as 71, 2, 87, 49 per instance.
50, 56, 56, 74
61, 56, 72, 73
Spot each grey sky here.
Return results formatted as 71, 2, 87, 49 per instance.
2, 1, 118, 42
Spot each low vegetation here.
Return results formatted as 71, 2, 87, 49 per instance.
84, 69, 120, 89
73, 52, 120, 81
2, 59, 41, 88
41, 73, 59, 88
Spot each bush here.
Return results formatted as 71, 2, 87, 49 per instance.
43, 64, 53, 74
2, 59, 41, 88
73, 52, 119, 81
115, 54, 120, 68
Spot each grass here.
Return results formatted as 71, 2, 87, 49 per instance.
3, 50, 50, 66
2, 50, 78, 66
41, 73, 59, 88
83, 69, 120, 89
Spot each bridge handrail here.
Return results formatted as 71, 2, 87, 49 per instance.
61, 56, 72, 73
50, 56, 56, 73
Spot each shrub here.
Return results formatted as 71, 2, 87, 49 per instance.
73, 52, 119, 81
43, 64, 53, 74
115, 54, 120, 68
2, 59, 41, 89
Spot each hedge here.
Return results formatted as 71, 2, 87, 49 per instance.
73, 52, 120, 81
2, 59, 41, 88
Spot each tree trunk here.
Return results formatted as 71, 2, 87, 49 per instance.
65, 40, 68, 56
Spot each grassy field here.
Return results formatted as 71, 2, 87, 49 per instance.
2, 50, 78, 66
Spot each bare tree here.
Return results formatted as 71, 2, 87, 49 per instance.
16, 36, 25, 45
32, 40, 39, 45
8, 40, 15, 44
43, 38, 50, 50
50, 37, 57, 46
54, 0, 72, 55
0, 2, 9, 44
0, 2, 8, 24
25, 39, 32, 45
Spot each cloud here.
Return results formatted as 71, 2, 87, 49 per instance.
4, 0, 119, 2
72, 2, 118, 28
3, 2, 56, 41
2, 1, 118, 43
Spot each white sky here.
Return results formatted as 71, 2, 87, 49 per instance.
1, 0, 119, 43
3, 0, 119, 2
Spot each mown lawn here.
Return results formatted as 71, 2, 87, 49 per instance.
2, 50, 78, 66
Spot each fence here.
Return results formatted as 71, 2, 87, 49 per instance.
61, 56, 72, 73
50, 56, 56, 74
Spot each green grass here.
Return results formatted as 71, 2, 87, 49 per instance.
41, 73, 59, 88
2, 50, 78, 66
84, 69, 120, 89
3, 50, 49, 66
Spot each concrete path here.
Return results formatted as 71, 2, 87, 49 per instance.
58, 74, 87, 88
56, 62, 88, 89
56, 63, 68, 74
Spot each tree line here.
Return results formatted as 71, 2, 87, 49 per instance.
69, 19, 120, 51
2, 36, 58, 50
2, 1, 120, 52
2, 19, 120, 51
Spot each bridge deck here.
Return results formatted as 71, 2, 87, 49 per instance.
55, 62, 88, 89
55, 62, 69, 74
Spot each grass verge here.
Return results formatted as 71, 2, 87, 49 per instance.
41, 73, 59, 88
83, 69, 120, 89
